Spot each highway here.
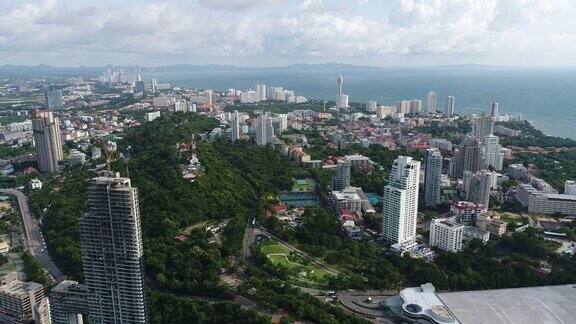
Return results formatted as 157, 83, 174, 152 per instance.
1, 189, 65, 282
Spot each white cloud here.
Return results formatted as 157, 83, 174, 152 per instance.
199, 0, 285, 11
0, 0, 573, 66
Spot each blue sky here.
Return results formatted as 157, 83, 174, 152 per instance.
0, 0, 575, 67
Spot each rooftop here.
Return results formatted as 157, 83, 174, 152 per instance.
0, 280, 43, 297
438, 284, 576, 324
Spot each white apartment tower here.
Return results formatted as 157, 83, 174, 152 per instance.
445, 96, 455, 116
32, 109, 63, 172
256, 84, 267, 101
81, 172, 147, 323
490, 100, 499, 120
426, 91, 437, 113
205, 89, 213, 106
484, 134, 505, 171
256, 114, 274, 146
382, 156, 421, 245
231, 110, 241, 141
424, 148, 443, 206
429, 219, 465, 252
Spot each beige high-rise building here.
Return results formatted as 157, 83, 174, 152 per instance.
382, 156, 421, 246
32, 109, 63, 172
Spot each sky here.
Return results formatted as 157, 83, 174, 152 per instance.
0, 0, 575, 67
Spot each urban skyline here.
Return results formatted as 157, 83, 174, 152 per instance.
1, 1, 576, 323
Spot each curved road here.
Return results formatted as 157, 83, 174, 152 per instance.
1, 189, 65, 282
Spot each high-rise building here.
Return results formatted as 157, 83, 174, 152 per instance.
173, 100, 188, 112
256, 114, 274, 146
396, 100, 410, 114
332, 160, 351, 191
231, 110, 241, 141
424, 148, 443, 206
426, 91, 437, 113
382, 156, 421, 246
452, 135, 484, 178
367, 100, 378, 112
463, 170, 493, 207
45, 90, 64, 110
472, 114, 494, 144
565, 180, 576, 195
429, 218, 465, 252
276, 114, 288, 132
150, 78, 157, 93
206, 89, 213, 106
483, 134, 504, 170
134, 80, 146, 93
410, 99, 423, 114
336, 70, 349, 108
445, 96, 455, 116
490, 100, 499, 120
81, 172, 147, 323
256, 84, 267, 101
32, 109, 63, 172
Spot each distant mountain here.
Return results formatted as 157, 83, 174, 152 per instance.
0, 62, 534, 77
0, 64, 105, 77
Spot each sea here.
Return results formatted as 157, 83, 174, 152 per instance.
142, 66, 576, 140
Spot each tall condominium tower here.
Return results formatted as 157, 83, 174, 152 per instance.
332, 160, 351, 191
445, 96, 455, 116
32, 109, 63, 172
45, 90, 64, 110
424, 148, 443, 206
410, 99, 423, 114
472, 114, 494, 144
256, 84, 267, 101
81, 172, 147, 323
231, 110, 241, 141
205, 89, 213, 106
463, 170, 493, 208
452, 135, 484, 178
382, 156, 421, 245
484, 134, 505, 171
426, 90, 437, 113
256, 114, 274, 146
490, 100, 499, 120
134, 75, 146, 93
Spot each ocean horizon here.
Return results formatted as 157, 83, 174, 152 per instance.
142, 66, 576, 140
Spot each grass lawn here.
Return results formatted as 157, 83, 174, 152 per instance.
260, 240, 332, 285
292, 178, 315, 192
500, 212, 526, 224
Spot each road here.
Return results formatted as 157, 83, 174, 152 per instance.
1, 189, 65, 282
